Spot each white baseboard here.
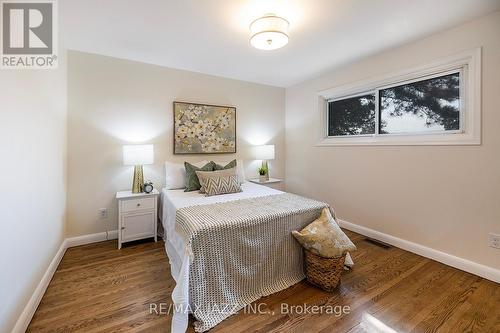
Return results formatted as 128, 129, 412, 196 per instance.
65, 230, 118, 248
339, 219, 500, 283
11, 230, 119, 333
11, 239, 67, 333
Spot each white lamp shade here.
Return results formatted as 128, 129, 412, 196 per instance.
254, 145, 275, 160
123, 144, 154, 165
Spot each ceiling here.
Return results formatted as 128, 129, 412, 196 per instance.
61, 0, 500, 87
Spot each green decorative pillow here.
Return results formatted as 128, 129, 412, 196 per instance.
184, 161, 214, 192
204, 175, 242, 196
213, 159, 237, 171
292, 208, 356, 258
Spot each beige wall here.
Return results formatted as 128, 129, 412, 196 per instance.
285, 12, 500, 269
67, 51, 285, 236
0, 55, 67, 331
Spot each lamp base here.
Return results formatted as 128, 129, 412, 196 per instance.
132, 165, 144, 193
261, 160, 270, 181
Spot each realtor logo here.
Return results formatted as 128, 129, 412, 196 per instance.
1, 0, 57, 68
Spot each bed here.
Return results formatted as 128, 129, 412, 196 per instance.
161, 181, 352, 333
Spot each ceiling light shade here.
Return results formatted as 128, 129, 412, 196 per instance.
250, 15, 289, 50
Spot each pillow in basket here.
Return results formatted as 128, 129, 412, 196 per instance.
292, 207, 356, 258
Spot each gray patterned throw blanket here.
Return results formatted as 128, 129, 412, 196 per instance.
175, 193, 329, 332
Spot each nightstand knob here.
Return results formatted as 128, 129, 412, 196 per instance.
137, 203, 141, 206
121, 226, 125, 230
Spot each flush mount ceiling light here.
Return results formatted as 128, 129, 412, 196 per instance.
250, 14, 289, 50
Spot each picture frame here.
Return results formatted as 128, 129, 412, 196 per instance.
173, 101, 237, 154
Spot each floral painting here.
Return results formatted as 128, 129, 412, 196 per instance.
173, 102, 236, 154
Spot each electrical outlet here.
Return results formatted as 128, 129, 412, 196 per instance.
99, 208, 108, 219
489, 233, 500, 249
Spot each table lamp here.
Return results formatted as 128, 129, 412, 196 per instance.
254, 144, 275, 181
123, 144, 154, 193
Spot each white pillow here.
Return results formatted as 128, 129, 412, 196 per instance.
165, 160, 208, 190
236, 159, 246, 184
213, 159, 246, 184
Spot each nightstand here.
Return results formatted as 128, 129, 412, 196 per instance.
116, 189, 159, 249
249, 178, 283, 185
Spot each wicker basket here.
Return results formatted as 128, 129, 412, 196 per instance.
304, 250, 345, 292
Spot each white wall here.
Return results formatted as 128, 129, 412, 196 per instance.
67, 51, 285, 237
285, 12, 500, 270
0, 55, 67, 331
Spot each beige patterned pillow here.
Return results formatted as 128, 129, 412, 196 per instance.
292, 207, 356, 258
196, 167, 237, 193
203, 175, 242, 197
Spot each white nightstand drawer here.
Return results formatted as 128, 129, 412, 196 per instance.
121, 197, 155, 213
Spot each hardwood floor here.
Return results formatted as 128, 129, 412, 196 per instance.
27, 231, 500, 333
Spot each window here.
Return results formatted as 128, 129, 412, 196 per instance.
379, 72, 460, 135
328, 71, 461, 137
317, 48, 481, 146
328, 93, 375, 136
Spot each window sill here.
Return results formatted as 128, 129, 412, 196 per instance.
315, 132, 480, 146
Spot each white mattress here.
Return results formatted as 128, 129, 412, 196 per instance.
160, 182, 283, 333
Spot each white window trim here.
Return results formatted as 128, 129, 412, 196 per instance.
315, 48, 481, 146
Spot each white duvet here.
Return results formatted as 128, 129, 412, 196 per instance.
160, 182, 282, 333
160, 182, 353, 333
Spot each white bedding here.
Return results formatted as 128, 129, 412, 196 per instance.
160, 182, 352, 333
161, 182, 282, 272
160, 182, 283, 333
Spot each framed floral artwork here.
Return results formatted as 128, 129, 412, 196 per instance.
173, 101, 236, 154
